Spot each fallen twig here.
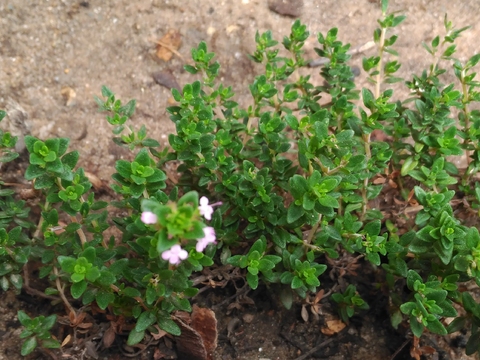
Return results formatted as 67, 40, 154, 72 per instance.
390, 337, 411, 360
293, 335, 341, 360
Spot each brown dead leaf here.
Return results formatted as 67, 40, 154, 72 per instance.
321, 319, 346, 335
388, 179, 398, 188
156, 30, 182, 62
151, 325, 167, 340
84, 171, 103, 191
373, 176, 386, 185
61, 334, 71, 347
301, 304, 309, 322
77, 322, 93, 329
314, 289, 324, 304
103, 326, 116, 348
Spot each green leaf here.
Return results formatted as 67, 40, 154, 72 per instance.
25, 164, 46, 180
318, 195, 339, 208
367, 252, 380, 266
364, 220, 381, 236
41, 338, 61, 349
381, 0, 388, 13
21, 337, 38, 356
85, 267, 101, 282
58, 256, 76, 273
42, 314, 57, 330
17, 310, 31, 325
142, 138, 161, 147
62, 151, 79, 169
136, 311, 157, 332
115, 160, 132, 179
462, 292, 478, 315
290, 175, 308, 199
392, 15, 406, 27
249, 237, 266, 255
291, 276, 303, 289
287, 204, 304, 223
71, 280, 87, 299
127, 329, 145, 346
409, 316, 424, 338
96, 290, 115, 310
120, 99, 136, 117
466, 330, 480, 356
134, 148, 152, 167
406, 270, 422, 290
447, 317, 466, 333
97, 270, 116, 286
123, 286, 141, 298
158, 317, 181, 336
426, 318, 447, 335
246, 272, 259, 289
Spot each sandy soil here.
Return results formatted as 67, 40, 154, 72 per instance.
1, 0, 480, 359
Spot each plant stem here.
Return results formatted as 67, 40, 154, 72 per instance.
375, 27, 387, 100
305, 215, 322, 245
33, 199, 49, 241
54, 266, 76, 317
22, 264, 60, 301
55, 178, 88, 246
362, 23, 387, 217
460, 69, 472, 180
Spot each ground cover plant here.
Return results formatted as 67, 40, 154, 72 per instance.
2, 0, 480, 358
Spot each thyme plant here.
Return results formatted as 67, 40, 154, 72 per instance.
2, 0, 480, 357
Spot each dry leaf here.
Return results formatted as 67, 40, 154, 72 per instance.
77, 322, 93, 329
84, 171, 103, 191
61, 334, 72, 347
321, 319, 346, 335
314, 289, 324, 304
103, 326, 116, 348
151, 325, 167, 340
388, 179, 398, 188
301, 304, 309, 322
156, 30, 181, 62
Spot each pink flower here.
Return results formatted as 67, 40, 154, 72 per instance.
161, 244, 188, 265
141, 211, 158, 225
196, 226, 216, 252
198, 196, 222, 221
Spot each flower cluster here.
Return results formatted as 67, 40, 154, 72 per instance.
140, 196, 220, 265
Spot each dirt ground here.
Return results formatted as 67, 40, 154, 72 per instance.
1, 0, 480, 359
